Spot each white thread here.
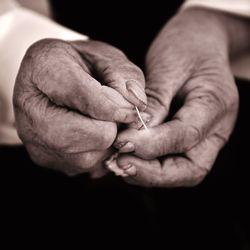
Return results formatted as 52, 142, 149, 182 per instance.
135, 106, 148, 130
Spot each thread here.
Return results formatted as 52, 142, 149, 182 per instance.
135, 106, 148, 130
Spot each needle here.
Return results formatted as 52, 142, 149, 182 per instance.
135, 106, 148, 130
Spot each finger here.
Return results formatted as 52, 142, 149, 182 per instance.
157, 134, 224, 187
144, 43, 195, 127
105, 159, 129, 177
97, 64, 147, 111
116, 154, 162, 187
114, 79, 225, 159
72, 40, 147, 110
27, 39, 139, 123
115, 119, 201, 160
14, 88, 117, 154
104, 152, 129, 177
26, 143, 111, 176
116, 135, 222, 187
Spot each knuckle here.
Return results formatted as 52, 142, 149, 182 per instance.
112, 109, 132, 123
27, 39, 80, 84
125, 63, 144, 78
199, 90, 230, 118
26, 38, 64, 63
103, 62, 144, 84
28, 38, 66, 53
202, 92, 224, 109
103, 66, 121, 83
91, 41, 126, 58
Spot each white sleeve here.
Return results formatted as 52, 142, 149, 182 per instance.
182, 0, 250, 81
0, 4, 88, 145
183, 0, 250, 17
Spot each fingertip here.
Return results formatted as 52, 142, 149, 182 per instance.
113, 141, 127, 150
116, 154, 133, 167
119, 142, 135, 153
124, 166, 137, 176
113, 108, 138, 123
119, 163, 132, 170
126, 80, 147, 109
116, 161, 137, 176
114, 140, 135, 153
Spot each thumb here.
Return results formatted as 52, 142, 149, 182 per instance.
144, 27, 197, 127
143, 68, 191, 127
71, 40, 147, 111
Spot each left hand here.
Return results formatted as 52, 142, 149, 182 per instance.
13, 39, 147, 176
112, 8, 240, 187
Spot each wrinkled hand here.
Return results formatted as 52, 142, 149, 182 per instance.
114, 9, 239, 187
13, 39, 147, 176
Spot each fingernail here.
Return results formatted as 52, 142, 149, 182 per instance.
137, 102, 147, 112
126, 80, 147, 109
134, 112, 152, 130
119, 142, 135, 153
120, 164, 132, 170
140, 112, 152, 123
114, 141, 127, 149
124, 165, 137, 176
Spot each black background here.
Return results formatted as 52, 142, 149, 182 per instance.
1, 1, 249, 249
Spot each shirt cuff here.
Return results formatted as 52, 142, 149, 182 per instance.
182, 0, 250, 17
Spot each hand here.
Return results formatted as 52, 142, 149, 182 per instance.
13, 39, 147, 175
113, 8, 241, 187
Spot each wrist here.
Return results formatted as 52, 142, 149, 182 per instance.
179, 8, 250, 57
145, 8, 230, 77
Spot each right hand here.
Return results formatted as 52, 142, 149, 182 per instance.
13, 39, 147, 176
112, 8, 240, 187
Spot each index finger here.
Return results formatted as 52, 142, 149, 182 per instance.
24, 39, 139, 123
116, 135, 222, 187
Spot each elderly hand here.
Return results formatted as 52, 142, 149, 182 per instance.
113, 8, 242, 187
13, 39, 147, 176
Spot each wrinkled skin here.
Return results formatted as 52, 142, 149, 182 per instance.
113, 9, 246, 187
14, 8, 250, 186
13, 39, 147, 176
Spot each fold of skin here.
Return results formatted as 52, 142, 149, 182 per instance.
111, 8, 250, 187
